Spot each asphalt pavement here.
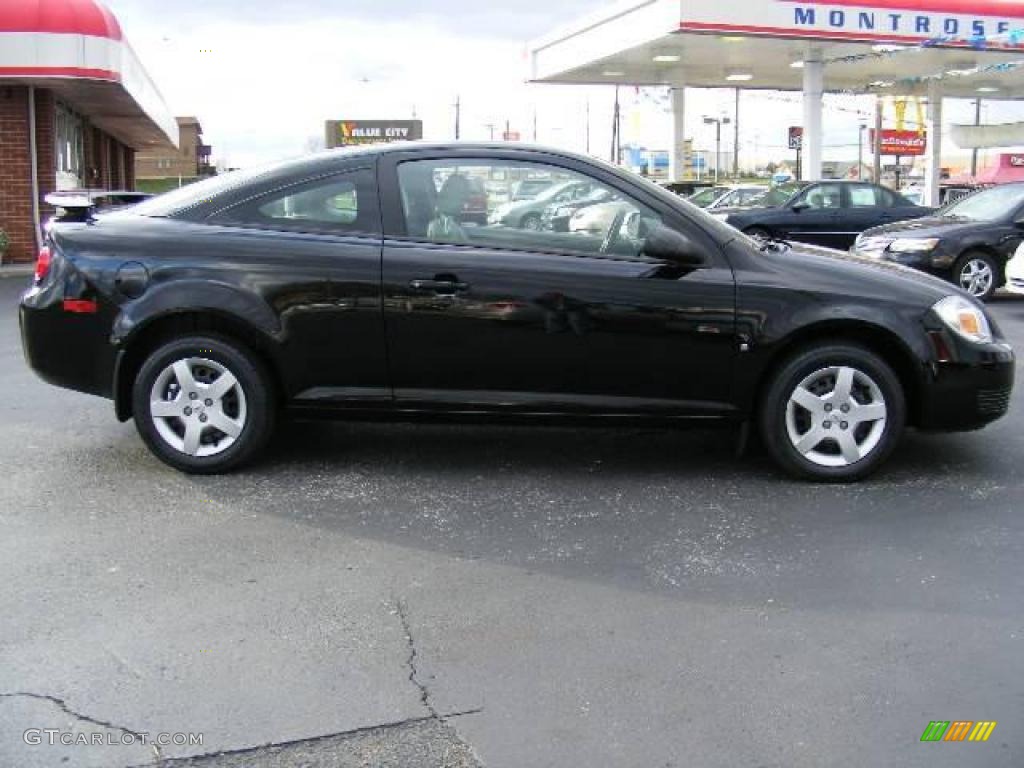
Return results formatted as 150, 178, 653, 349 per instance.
1, 273, 1022, 767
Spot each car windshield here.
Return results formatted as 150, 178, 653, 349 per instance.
688, 187, 727, 206
941, 185, 1024, 221
750, 183, 804, 207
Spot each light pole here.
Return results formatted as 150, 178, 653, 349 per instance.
703, 115, 731, 183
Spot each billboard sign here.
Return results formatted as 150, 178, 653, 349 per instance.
326, 120, 423, 148
678, 1, 1024, 47
870, 129, 928, 155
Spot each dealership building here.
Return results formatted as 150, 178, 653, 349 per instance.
529, 0, 1024, 205
0, 0, 176, 264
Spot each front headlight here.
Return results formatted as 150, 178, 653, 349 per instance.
932, 295, 993, 344
889, 237, 940, 253
711, 213, 730, 222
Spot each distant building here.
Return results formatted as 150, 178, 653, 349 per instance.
0, 0, 176, 264
135, 117, 214, 191
821, 161, 873, 181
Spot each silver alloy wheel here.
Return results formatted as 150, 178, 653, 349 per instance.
522, 216, 542, 231
784, 366, 887, 468
959, 258, 995, 298
149, 357, 247, 457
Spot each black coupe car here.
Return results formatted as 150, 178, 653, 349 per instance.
20, 143, 1014, 480
852, 183, 1024, 301
715, 181, 931, 250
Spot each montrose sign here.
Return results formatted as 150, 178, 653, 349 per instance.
679, 1, 1024, 44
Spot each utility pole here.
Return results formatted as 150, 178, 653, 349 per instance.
585, 98, 591, 154
533, 108, 538, 142
611, 86, 621, 164
484, 123, 495, 141
971, 97, 982, 177
857, 123, 866, 180
454, 95, 461, 140
733, 88, 740, 179
873, 98, 883, 184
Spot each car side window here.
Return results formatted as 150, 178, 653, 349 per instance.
849, 184, 887, 208
800, 184, 843, 210
212, 168, 379, 235
396, 159, 663, 259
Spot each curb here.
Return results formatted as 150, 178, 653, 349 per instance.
0, 265, 33, 279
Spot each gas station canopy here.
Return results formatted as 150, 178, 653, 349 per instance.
528, 0, 1024, 199
529, 0, 1024, 98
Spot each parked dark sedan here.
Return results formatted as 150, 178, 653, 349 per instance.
715, 181, 931, 250
20, 143, 1014, 481
852, 183, 1024, 301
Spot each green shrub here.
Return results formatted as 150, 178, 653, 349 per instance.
0, 229, 9, 253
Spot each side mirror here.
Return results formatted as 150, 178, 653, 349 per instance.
791, 201, 811, 212
643, 225, 706, 267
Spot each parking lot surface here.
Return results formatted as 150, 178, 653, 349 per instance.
1, 274, 1022, 767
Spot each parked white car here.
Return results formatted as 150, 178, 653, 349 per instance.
1007, 241, 1024, 294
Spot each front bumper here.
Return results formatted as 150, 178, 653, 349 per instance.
1007, 256, 1024, 294
916, 340, 1014, 431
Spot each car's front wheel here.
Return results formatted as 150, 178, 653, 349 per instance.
759, 343, 905, 481
953, 251, 999, 301
132, 335, 275, 474
520, 213, 542, 231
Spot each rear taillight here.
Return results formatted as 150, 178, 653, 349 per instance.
34, 246, 51, 284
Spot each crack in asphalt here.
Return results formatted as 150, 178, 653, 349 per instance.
0, 690, 163, 763
125, 710, 485, 767
394, 597, 439, 718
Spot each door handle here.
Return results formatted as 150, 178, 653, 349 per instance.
409, 278, 469, 294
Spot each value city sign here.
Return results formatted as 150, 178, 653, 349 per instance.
678, 1, 1024, 45
325, 120, 423, 148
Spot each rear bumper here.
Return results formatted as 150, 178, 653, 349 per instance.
20, 284, 117, 400
917, 344, 1015, 431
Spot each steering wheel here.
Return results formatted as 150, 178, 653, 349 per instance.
600, 210, 627, 254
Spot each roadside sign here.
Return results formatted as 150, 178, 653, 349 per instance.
871, 129, 927, 156
788, 126, 803, 151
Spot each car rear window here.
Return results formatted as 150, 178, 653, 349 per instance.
125, 158, 306, 217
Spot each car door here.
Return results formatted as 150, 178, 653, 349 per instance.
377, 150, 738, 414
844, 183, 904, 243
783, 183, 845, 248
207, 166, 388, 401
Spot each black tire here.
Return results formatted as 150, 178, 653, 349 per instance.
132, 334, 275, 474
520, 213, 542, 231
952, 251, 999, 302
759, 343, 906, 482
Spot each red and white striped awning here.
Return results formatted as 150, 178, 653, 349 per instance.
0, 0, 177, 148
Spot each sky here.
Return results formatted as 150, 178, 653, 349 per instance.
107, 0, 1024, 172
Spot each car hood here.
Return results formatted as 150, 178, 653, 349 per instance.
861, 214, 980, 239
769, 239, 958, 304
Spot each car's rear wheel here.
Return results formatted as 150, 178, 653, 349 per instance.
953, 251, 999, 301
744, 226, 772, 244
132, 335, 275, 474
759, 343, 905, 481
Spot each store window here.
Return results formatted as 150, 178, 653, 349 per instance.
55, 103, 85, 190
